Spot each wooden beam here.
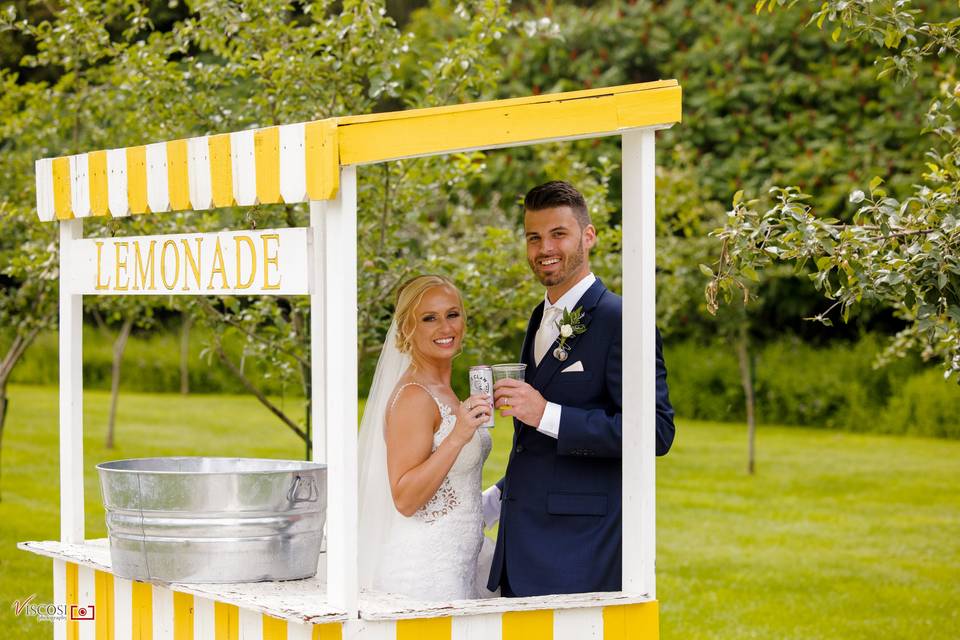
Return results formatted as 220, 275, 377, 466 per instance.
339, 85, 680, 166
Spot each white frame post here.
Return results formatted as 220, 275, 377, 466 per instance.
621, 129, 657, 596
309, 203, 327, 466
316, 166, 359, 615
59, 218, 85, 544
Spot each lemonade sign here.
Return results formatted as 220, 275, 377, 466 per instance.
65, 228, 310, 295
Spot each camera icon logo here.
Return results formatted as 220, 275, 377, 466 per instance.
70, 605, 95, 621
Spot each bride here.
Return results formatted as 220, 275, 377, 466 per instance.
358, 274, 495, 600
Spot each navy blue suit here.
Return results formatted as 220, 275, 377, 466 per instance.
487, 278, 675, 596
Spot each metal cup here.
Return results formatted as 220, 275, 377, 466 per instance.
468, 365, 496, 428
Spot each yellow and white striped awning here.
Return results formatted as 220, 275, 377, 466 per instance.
34, 79, 681, 221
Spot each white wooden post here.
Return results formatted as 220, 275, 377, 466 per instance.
621, 129, 657, 597
309, 202, 327, 466
60, 218, 85, 543
315, 166, 359, 615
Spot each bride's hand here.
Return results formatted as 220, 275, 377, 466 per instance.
450, 394, 492, 447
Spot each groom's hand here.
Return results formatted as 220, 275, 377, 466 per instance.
494, 379, 547, 427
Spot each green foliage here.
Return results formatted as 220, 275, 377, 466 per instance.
499, 1, 935, 210
709, 1, 960, 378
8, 325, 281, 395
666, 334, 960, 437
0, 0, 521, 433
879, 368, 960, 438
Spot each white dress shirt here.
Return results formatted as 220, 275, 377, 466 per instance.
482, 272, 597, 527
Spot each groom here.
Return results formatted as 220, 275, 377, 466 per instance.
485, 180, 675, 597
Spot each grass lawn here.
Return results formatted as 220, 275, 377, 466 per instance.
1, 383, 957, 638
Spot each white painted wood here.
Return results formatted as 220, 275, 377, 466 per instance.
621, 129, 657, 597
59, 219, 84, 544
36, 158, 56, 221
70, 154, 91, 218
187, 136, 213, 210
152, 584, 174, 640
357, 589, 650, 620
193, 596, 216, 639
320, 165, 359, 616
114, 577, 133, 640
287, 621, 313, 640
280, 123, 307, 203
554, 607, 601, 640
309, 200, 326, 466
146, 142, 170, 213
67, 227, 311, 296
53, 560, 67, 640
344, 619, 395, 640
106, 148, 130, 217
238, 607, 263, 640
452, 613, 502, 640
231, 129, 258, 206
78, 565, 97, 640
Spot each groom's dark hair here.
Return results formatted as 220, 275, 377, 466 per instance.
524, 181, 591, 230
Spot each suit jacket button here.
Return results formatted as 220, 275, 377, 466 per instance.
515, 444, 524, 453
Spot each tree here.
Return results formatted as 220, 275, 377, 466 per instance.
708, 1, 960, 381
1, 0, 522, 457
0, 206, 57, 501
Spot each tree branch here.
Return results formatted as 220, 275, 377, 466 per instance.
213, 334, 309, 444
196, 297, 310, 368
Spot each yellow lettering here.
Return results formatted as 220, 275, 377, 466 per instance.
234, 235, 257, 289
262, 233, 281, 290
160, 240, 179, 290
181, 237, 202, 291
132, 240, 156, 291
95, 241, 110, 290
114, 242, 129, 291
207, 237, 229, 290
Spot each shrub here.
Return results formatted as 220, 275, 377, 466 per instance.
879, 369, 960, 439
663, 334, 958, 438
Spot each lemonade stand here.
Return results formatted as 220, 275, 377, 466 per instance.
19, 79, 681, 639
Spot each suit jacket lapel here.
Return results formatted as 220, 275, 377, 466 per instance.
531, 278, 607, 390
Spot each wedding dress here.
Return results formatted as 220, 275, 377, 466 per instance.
358, 322, 496, 601
374, 382, 492, 600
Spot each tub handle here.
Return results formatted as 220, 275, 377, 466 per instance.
288, 475, 319, 504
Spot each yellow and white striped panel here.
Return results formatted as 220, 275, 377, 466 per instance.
57, 562, 345, 640
55, 562, 658, 640
34, 122, 339, 220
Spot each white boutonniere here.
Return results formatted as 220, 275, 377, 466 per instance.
552, 306, 587, 362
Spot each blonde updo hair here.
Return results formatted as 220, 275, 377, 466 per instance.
394, 275, 465, 356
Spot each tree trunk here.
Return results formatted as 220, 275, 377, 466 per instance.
735, 322, 757, 475
105, 318, 134, 449
0, 384, 7, 503
0, 329, 41, 502
292, 308, 312, 461
180, 313, 192, 395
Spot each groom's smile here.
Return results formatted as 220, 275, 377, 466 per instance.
524, 205, 597, 301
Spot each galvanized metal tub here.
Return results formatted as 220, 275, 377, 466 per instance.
97, 457, 326, 583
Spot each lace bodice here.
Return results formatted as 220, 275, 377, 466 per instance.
375, 382, 493, 600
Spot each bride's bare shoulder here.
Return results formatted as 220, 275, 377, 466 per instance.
387, 379, 439, 428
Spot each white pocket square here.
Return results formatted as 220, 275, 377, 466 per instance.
561, 361, 584, 373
